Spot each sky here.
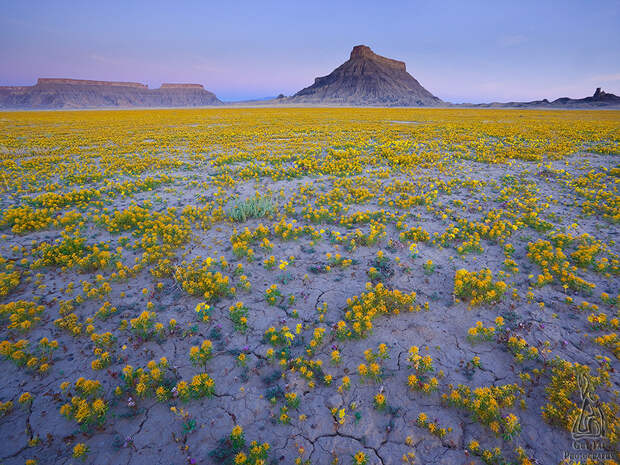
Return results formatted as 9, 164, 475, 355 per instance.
1, 0, 619, 102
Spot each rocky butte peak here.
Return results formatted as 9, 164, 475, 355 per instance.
350, 45, 406, 72
350, 45, 374, 59
290, 45, 442, 106
588, 87, 619, 103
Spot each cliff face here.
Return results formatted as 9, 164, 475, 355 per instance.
0, 78, 221, 109
159, 83, 205, 89
37, 78, 148, 88
289, 45, 442, 106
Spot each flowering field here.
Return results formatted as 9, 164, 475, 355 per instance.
0, 108, 618, 465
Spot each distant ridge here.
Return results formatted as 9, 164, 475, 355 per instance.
0, 78, 221, 109
0, 50, 619, 109
462, 88, 620, 109
287, 45, 443, 106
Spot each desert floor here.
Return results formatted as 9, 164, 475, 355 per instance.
0, 108, 618, 465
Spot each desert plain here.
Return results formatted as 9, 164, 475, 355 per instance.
0, 108, 618, 465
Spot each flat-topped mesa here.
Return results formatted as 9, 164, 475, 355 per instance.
37, 78, 148, 89
349, 45, 406, 72
159, 83, 205, 90
0, 77, 221, 108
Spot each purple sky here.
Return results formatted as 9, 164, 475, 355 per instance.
1, 0, 619, 102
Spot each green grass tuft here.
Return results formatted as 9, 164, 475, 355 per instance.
227, 196, 276, 222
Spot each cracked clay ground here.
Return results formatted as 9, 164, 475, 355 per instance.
0, 108, 618, 465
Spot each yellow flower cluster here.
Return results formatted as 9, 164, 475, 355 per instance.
18, 391, 32, 405
94, 301, 117, 320
527, 239, 595, 292
263, 255, 276, 269
72, 442, 89, 459
305, 327, 326, 356
0, 205, 53, 234
587, 312, 619, 330
175, 372, 215, 401
29, 187, 102, 210
284, 392, 300, 409
443, 383, 523, 438
0, 338, 54, 373
264, 283, 283, 305
407, 346, 438, 394
189, 339, 214, 370
32, 231, 120, 272
0, 400, 13, 416
175, 256, 235, 302
342, 282, 417, 338
467, 442, 533, 465
121, 358, 170, 400
593, 333, 619, 359
129, 310, 163, 340
229, 301, 249, 332
230, 224, 271, 260
232, 440, 270, 465
357, 361, 382, 383
0, 268, 20, 298
454, 268, 507, 306
195, 302, 211, 322
407, 346, 433, 372
467, 318, 504, 342
373, 392, 386, 410
60, 378, 108, 431
230, 424, 245, 450
506, 336, 540, 363
352, 451, 368, 465
288, 357, 325, 388
264, 325, 294, 347
90, 348, 111, 370
397, 222, 430, 243
416, 412, 451, 439
54, 310, 82, 336
327, 253, 352, 271
0, 300, 44, 332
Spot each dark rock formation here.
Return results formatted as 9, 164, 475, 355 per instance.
0, 78, 221, 109
555, 87, 620, 106
467, 88, 620, 109
288, 45, 442, 106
